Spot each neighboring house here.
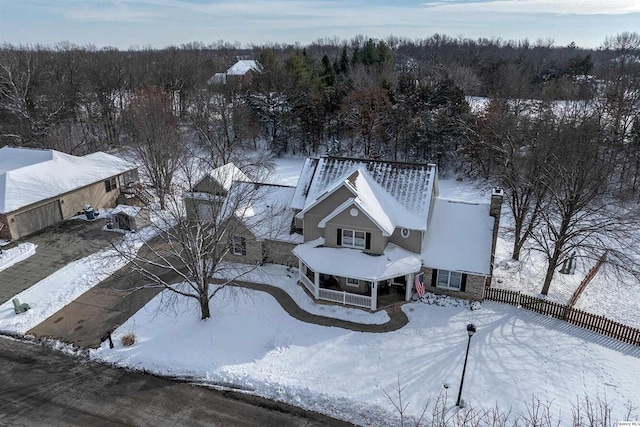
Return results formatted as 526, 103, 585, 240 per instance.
0, 146, 138, 240
183, 163, 301, 266
207, 59, 261, 85
290, 156, 502, 310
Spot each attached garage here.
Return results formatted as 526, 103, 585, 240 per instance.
0, 146, 139, 241
13, 200, 63, 238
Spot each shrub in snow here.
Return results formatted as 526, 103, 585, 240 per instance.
120, 333, 136, 347
419, 293, 481, 310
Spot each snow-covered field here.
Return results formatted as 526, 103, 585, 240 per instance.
1, 155, 639, 425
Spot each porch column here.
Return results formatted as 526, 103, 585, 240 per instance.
314, 271, 320, 298
405, 273, 414, 301
370, 281, 377, 310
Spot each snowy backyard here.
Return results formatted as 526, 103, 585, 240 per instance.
0, 155, 639, 425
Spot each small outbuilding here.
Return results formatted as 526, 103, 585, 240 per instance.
109, 205, 150, 232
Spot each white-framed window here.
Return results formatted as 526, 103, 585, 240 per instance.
346, 277, 359, 287
231, 235, 246, 256
342, 229, 366, 249
436, 270, 463, 290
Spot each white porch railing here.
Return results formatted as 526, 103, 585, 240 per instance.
300, 274, 316, 295
319, 288, 372, 309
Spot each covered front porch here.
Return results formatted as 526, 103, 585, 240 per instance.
293, 238, 421, 311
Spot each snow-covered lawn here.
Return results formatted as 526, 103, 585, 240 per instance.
0, 243, 36, 272
92, 273, 640, 425
2, 155, 638, 425
439, 177, 640, 329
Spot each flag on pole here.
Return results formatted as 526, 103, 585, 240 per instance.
415, 272, 425, 298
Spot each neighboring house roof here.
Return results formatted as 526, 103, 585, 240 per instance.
422, 198, 494, 276
207, 72, 226, 85
0, 146, 134, 214
226, 60, 261, 75
293, 157, 435, 232
229, 182, 302, 243
293, 237, 423, 282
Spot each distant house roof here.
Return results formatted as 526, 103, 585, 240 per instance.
422, 198, 494, 276
0, 147, 135, 214
226, 60, 261, 75
292, 157, 436, 231
207, 72, 226, 85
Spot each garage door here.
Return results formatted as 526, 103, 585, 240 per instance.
14, 200, 63, 238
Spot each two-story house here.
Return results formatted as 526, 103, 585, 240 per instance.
290, 156, 502, 310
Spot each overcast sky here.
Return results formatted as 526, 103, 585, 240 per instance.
1, 0, 639, 50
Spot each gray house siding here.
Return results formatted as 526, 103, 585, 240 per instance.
324, 207, 386, 253
221, 217, 263, 265
193, 176, 226, 196
301, 186, 354, 241
389, 227, 422, 253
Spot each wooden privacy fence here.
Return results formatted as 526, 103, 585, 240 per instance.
485, 287, 640, 346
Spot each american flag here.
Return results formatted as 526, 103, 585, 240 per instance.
415, 273, 425, 297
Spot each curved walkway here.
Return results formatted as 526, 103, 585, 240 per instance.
30, 271, 409, 349
233, 280, 409, 333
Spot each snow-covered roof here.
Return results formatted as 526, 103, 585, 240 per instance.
0, 147, 135, 214
422, 198, 494, 276
293, 238, 422, 281
226, 60, 261, 76
290, 157, 319, 210
193, 163, 251, 194
111, 205, 142, 217
230, 182, 302, 243
294, 158, 434, 231
207, 72, 226, 85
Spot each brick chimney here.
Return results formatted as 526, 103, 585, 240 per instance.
488, 187, 503, 286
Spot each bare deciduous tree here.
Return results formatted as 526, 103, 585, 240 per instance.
122, 87, 186, 209
116, 161, 276, 320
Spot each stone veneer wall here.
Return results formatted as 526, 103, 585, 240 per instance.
422, 267, 486, 301
264, 241, 298, 267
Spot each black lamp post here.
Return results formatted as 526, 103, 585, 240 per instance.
456, 323, 477, 407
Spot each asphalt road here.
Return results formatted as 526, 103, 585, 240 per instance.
0, 337, 353, 427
